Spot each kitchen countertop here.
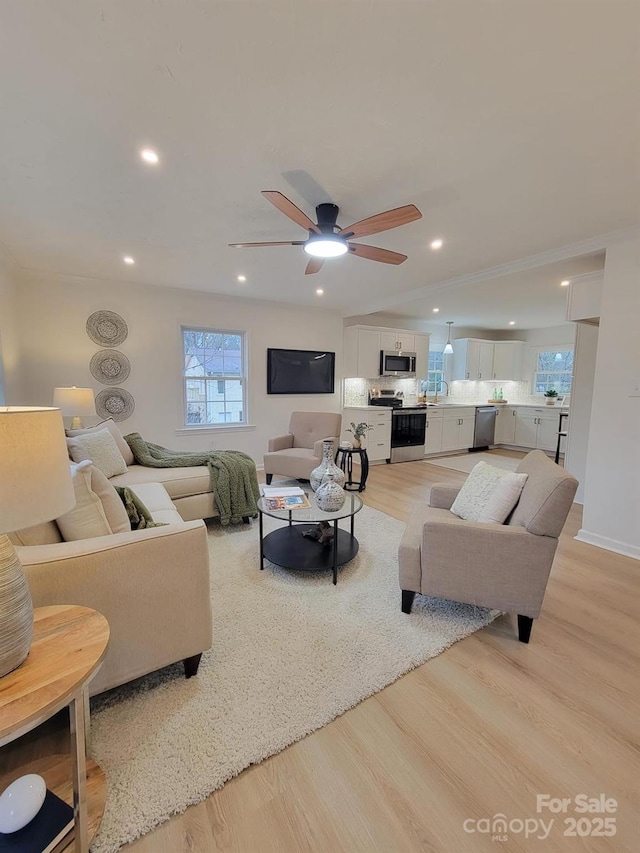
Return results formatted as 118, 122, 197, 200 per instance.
344, 402, 569, 411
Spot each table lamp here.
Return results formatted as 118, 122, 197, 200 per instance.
0, 407, 75, 677
52, 386, 96, 429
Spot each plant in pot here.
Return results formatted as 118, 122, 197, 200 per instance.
544, 389, 559, 406
346, 421, 373, 449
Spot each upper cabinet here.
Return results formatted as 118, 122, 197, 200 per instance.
452, 339, 524, 381
344, 325, 429, 378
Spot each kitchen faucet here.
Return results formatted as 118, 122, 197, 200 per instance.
433, 380, 449, 403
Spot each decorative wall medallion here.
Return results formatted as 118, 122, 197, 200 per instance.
86, 311, 128, 346
90, 349, 131, 385
95, 388, 135, 422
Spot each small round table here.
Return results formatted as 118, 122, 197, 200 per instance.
0, 605, 110, 853
335, 447, 369, 492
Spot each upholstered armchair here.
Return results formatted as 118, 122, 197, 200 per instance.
398, 451, 578, 642
264, 411, 342, 484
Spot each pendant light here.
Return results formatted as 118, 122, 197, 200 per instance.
443, 321, 454, 355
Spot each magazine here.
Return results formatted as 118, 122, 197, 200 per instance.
265, 494, 311, 510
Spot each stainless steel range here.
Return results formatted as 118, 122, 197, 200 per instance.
369, 392, 427, 463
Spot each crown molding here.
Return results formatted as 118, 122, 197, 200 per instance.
341, 226, 639, 318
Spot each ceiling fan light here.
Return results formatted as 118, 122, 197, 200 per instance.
304, 237, 348, 258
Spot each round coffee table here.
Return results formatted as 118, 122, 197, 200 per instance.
258, 491, 364, 585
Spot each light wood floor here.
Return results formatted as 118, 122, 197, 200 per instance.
4, 452, 639, 851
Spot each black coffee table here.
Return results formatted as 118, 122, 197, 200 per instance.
257, 492, 364, 585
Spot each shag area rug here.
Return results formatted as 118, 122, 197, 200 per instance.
89, 504, 496, 852
426, 450, 521, 474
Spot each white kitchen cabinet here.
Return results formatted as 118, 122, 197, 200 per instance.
441, 408, 476, 451
380, 331, 415, 352
424, 411, 443, 453
514, 407, 559, 451
492, 342, 524, 381
494, 405, 517, 444
343, 325, 430, 379
413, 333, 429, 379
343, 407, 391, 462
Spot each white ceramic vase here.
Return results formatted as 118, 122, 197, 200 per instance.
315, 473, 346, 512
310, 440, 346, 492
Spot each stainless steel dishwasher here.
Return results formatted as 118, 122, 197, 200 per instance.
473, 406, 497, 449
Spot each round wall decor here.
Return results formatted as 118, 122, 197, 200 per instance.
90, 349, 131, 385
95, 388, 135, 422
86, 311, 128, 346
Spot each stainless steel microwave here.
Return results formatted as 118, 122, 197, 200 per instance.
380, 350, 417, 377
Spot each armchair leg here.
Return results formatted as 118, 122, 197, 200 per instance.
401, 590, 416, 614
266, 474, 273, 485
183, 653, 202, 678
517, 615, 534, 643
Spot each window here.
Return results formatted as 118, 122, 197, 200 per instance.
182, 327, 246, 426
534, 349, 574, 395
421, 350, 445, 394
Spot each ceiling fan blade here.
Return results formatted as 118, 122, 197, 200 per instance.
339, 204, 422, 239
261, 191, 320, 233
228, 241, 304, 248
349, 243, 407, 265
305, 258, 325, 275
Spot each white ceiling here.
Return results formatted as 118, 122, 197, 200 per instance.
0, 1, 638, 326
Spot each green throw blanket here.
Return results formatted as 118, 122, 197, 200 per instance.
124, 433, 260, 525
114, 486, 167, 530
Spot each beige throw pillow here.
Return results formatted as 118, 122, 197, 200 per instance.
56, 461, 130, 541
450, 461, 528, 524
66, 417, 134, 466
67, 428, 128, 478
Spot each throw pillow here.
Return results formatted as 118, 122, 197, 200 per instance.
66, 418, 134, 466
114, 486, 167, 530
56, 461, 129, 541
67, 428, 128, 478
450, 461, 528, 524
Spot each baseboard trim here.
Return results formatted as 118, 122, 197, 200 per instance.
574, 529, 640, 561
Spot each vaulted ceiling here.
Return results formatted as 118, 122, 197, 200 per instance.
0, 1, 638, 327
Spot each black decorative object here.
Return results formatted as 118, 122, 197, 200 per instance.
95, 387, 135, 422
86, 311, 128, 346
90, 349, 131, 385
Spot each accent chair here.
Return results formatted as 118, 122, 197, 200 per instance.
264, 411, 342, 484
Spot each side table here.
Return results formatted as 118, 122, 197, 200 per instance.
0, 605, 110, 853
335, 447, 369, 492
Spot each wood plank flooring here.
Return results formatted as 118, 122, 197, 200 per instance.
3, 452, 639, 851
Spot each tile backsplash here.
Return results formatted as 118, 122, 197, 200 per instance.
344, 377, 534, 406
448, 380, 531, 404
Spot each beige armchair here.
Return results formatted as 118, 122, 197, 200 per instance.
264, 411, 342, 484
398, 451, 578, 642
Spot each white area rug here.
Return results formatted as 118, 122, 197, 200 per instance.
89, 505, 496, 852
426, 450, 521, 474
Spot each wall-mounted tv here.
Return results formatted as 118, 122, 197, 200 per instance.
267, 348, 336, 394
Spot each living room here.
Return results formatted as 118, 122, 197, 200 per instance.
0, 2, 638, 852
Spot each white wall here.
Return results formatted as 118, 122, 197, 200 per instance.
0, 253, 22, 404
15, 272, 344, 464
564, 322, 598, 503
579, 235, 640, 558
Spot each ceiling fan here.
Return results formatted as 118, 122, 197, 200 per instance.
229, 191, 422, 275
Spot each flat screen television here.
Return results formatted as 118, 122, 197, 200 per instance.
267, 348, 335, 394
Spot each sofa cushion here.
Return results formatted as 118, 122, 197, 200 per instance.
511, 450, 578, 537
9, 521, 63, 547
56, 461, 130, 541
66, 418, 135, 466
110, 464, 211, 500
451, 461, 528, 524
67, 428, 128, 478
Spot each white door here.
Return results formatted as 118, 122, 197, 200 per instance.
458, 416, 476, 449
514, 411, 537, 448
466, 340, 481, 380
413, 334, 429, 379
441, 417, 461, 451
358, 329, 382, 378
380, 331, 399, 351
424, 416, 443, 453
478, 342, 494, 380
536, 416, 560, 451
496, 407, 517, 444
397, 334, 415, 352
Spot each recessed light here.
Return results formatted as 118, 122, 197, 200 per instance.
237, 275, 246, 282
123, 256, 135, 265
316, 288, 324, 295
509, 321, 516, 325
560, 280, 570, 287
432, 308, 440, 313
430, 239, 444, 250
140, 148, 159, 164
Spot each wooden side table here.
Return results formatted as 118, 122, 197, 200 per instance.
0, 605, 110, 853
335, 447, 370, 492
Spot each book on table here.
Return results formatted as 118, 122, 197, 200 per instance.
261, 486, 305, 498
0, 788, 74, 852
264, 494, 311, 510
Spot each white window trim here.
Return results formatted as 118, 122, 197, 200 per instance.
531, 345, 574, 396
180, 324, 249, 428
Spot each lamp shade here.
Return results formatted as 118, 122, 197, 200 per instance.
0, 407, 75, 534
52, 387, 96, 417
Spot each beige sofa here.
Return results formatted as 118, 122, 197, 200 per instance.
15, 482, 213, 695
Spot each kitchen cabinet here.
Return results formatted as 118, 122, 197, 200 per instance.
424, 410, 443, 453
452, 339, 525, 381
441, 407, 476, 452
343, 407, 391, 463
494, 405, 517, 444
343, 325, 429, 379
492, 342, 524, 380
514, 407, 559, 451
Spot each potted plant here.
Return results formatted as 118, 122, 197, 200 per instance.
544, 389, 559, 406
345, 421, 373, 448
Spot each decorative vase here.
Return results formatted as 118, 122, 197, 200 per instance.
310, 440, 346, 492
0, 535, 34, 677
352, 437, 362, 449
545, 398, 556, 406
315, 473, 346, 512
